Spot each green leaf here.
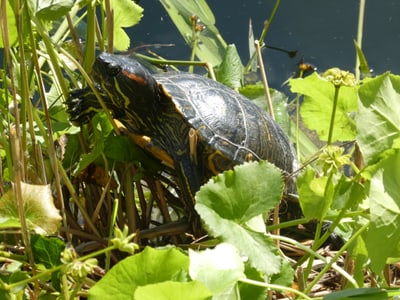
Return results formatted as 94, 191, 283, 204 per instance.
88, 247, 189, 300
297, 168, 332, 220
250, 89, 291, 134
31, 235, 65, 269
196, 161, 283, 222
353, 40, 371, 78
239, 265, 266, 300
290, 72, 358, 142
62, 133, 81, 170
106, 0, 143, 51
332, 175, 366, 211
215, 44, 243, 89
9, 271, 30, 294
73, 112, 112, 174
347, 234, 369, 287
135, 281, 212, 300
356, 72, 400, 165
189, 243, 244, 295
366, 150, 400, 274
35, 0, 73, 20
323, 287, 400, 300
104, 134, 163, 173
159, 0, 227, 66
0, 0, 18, 47
195, 161, 284, 276
0, 182, 62, 234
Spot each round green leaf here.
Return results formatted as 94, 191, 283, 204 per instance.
195, 161, 284, 276
88, 247, 189, 300
196, 160, 283, 223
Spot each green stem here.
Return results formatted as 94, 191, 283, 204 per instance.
273, 234, 358, 288
303, 222, 369, 294
294, 207, 348, 268
259, 0, 281, 45
6, 244, 120, 291
355, 0, 366, 81
105, 199, 119, 272
238, 278, 313, 300
303, 221, 323, 280
327, 85, 340, 145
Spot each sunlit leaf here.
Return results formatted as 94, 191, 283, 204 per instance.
290, 72, 358, 142
195, 161, 284, 276
106, 0, 143, 51
215, 44, 243, 89
366, 150, 400, 274
356, 72, 400, 165
160, 0, 227, 66
35, 0, 73, 20
135, 281, 212, 300
297, 168, 332, 220
189, 243, 244, 295
0, 182, 61, 234
88, 247, 190, 300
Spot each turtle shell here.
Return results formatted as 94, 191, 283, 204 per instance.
68, 53, 297, 210
153, 72, 296, 179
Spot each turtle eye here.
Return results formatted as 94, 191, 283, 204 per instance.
107, 63, 121, 76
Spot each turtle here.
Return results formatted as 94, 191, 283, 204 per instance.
67, 52, 297, 218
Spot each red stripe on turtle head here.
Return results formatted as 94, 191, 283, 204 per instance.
121, 70, 147, 86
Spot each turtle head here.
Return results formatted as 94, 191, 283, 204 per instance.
92, 53, 159, 110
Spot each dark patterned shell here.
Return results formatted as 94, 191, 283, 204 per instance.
154, 72, 297, 176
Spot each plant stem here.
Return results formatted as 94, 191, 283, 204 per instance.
239, 278, 313, 300
327, 85, 340, 145
259, 0, 281, 45
355, 0, 366, 81
105, 198, 119, 272
303, 222, 369, 295
254, 40, 275, 120
273, 234, 358, 288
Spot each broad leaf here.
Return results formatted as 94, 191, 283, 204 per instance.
106, 0, 143, 51
189, 243, 244, 295
135, 281, 212, 300
215, 44, 243, 89
159, 0, 227, 66
323, 287, 400, 300
356, 72, 400, 165
0, 182, 61, 235
88, 247, 189, 300
290, 72, 358, 142
366, 150, 400, 274
347, 235, 369, 287
195, 161, 284, 276
35, 0, 73, 20
135, 281, 211, 300
297, 168, 332, 220
196, 161, 283, 222
31, 235, 65, 268
239, 265, 267, 300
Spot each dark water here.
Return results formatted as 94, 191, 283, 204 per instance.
132, 0, 400, 89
